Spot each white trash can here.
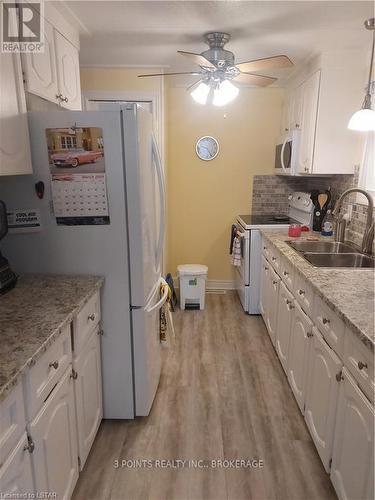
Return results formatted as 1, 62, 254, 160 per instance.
177, 264, 208, 310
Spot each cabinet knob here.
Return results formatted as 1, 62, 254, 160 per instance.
62, 96, 69, 103
307, 332, 313, 338
295, 123, 300, 128
55, 93, 63, 101
97, 329, 104, 336
70, 369, 78, 380
49, 360, 59, 370
88, 313, 96, 321
298, 289, 305, 296
322, 317, 330, 325
286, 299, 293, 305
358, 361, 368, 370
288, 304, 295, 310
263, 246, 267, 251
284, 128, 289, 132
283, 271, 289, 276
23, 436, 35, 454
272, 280, 278, 285
272, 257, 276, 261
264, 266, 269, 271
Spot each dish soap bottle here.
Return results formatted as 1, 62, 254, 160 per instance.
321, 209, 333, 236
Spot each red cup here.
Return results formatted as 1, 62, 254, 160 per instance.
288, 224, 302, 237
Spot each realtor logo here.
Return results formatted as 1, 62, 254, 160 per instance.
1, 1, 44, 53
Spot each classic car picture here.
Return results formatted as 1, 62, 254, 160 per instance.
46, 127, 105, 174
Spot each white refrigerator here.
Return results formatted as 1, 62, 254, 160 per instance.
0, 105, 167, 418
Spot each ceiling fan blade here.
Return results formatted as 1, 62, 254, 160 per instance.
235, 55, 293, 73
233, 72, 277, 87
177, 50, 216, 69
138, 71, 202, 78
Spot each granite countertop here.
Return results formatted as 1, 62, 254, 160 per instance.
261, 231, 375, 352
0, 274, 104, 402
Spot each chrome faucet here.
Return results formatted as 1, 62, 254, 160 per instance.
332, 188, 374, 255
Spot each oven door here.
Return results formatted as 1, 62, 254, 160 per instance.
233, 223, 250, 286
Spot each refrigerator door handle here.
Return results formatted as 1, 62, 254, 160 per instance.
145, 277, 169, 313
152, 134, 166, 272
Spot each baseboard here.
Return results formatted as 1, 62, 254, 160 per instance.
172, 277, 235, 291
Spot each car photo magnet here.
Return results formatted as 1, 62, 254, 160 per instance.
45, 127, 110, 225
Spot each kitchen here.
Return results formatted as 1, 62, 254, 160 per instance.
0, 1, 374, 499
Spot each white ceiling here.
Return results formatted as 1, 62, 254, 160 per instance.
58, 1, 374, 85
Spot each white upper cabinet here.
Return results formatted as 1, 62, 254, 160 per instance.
54, 30, 82, 110
281, 50, 364, 175
297, 70, 320, 175
0, 51, 32, 175
22, 20, 59, 104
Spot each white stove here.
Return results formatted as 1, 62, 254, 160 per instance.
233, 192, 313, 314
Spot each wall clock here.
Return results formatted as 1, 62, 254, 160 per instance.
196, 136, 219, 161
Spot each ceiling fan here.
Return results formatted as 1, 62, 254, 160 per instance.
138, 32, 293, 106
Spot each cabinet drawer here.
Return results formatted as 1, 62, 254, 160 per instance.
294, 272, 314, 317
313, 296, 345, 358
0, 383, 26, 467
73, 291, 101, 355
269, 245, 281, 274
344, 329, 374, 403
25, 325, 72, 419
280, 256, 294, 292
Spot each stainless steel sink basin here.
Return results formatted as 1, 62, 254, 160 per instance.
303, 253, 375, 268
288, 240, 360, 254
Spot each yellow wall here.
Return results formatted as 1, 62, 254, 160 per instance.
167, 86, 283, 281
80, 67, 284, 282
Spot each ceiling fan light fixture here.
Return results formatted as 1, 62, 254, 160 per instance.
212, 80, 239, 107
191, 82, 210, 105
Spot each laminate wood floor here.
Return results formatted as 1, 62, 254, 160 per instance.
72, 291, 337, 500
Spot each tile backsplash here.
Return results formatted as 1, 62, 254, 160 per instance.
251, 171, 373, 248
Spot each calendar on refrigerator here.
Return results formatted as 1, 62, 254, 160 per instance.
46, 127, 110, 225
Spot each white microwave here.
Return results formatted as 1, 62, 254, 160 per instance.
274, 130, 301, 175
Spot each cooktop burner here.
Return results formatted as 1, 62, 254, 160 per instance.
238, 214, 295, 227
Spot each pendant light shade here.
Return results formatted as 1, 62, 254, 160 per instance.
348, 18, 375, 131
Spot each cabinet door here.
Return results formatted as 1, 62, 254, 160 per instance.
0, 51, 32, 175
30, 368, 78, 500
305, 328, 342, 472
266, 268, 280, 347
0, 433, 34, 496
74, 330, 103, 470
259, 256, 270, 321
54, 30, 81, 110
281, 91, 292, 133
275, 282, 294, 373
331, 369, 374, 500
297, 70, 321, 174
292, 84, 303, 130
22, 20, 59, 103
287, 302, 313, 413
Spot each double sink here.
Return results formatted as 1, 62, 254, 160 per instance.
287, 240, 375, 269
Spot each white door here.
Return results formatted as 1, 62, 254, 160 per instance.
54, 30, 81, 110
266, 267, 280, 346
132, 278, 169, 416
123, 105, 165, 306
297, 70, 320, 174
259, 256, 270, 322
30, 368, 79, 499
331, 368, 374, 500
275, 282, 294, 373
22, 20, 59, 103
73, 330, 103, 470
0, 51, 32, 175
0, 433, 34, 496
304, 328, 342, 472
288, 302, 313, 413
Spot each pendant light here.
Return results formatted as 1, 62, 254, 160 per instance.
348, 18, 375, 131
191, 82, 211, 105
191, 78, 239, 106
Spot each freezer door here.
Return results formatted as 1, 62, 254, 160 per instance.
132, 278, 169, 416
123, 105, 166, 306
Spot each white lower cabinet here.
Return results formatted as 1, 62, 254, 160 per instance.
29, 367, 79, 500
304, 328, 342, 472
266, 267, 280, 347
259, 256, 270, 320
0, 433, 34, 496
275, 282, 294, 374
287, 302, 313, 413
73, 328, 103, 470
331, 368, 374, 500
